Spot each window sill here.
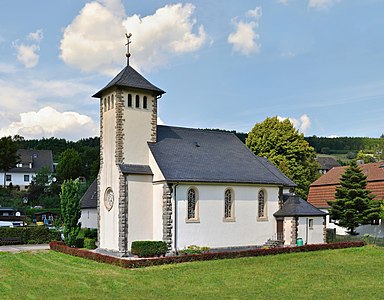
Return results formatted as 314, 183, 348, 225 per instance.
257, 217, 268, 222
223, 217, 236, 222
186, 218, 200, 223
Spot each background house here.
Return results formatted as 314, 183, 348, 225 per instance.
0, 207, 25, 226
308, 161, 384, 236
0, 149, 54, 190
316, 157, 340, 174
80, 179, 97, 229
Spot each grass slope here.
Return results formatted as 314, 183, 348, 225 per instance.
0, 247, 383, 299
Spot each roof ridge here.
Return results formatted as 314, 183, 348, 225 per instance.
157, 125, 238, 136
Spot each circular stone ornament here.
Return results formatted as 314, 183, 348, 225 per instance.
104, 187, 114, 211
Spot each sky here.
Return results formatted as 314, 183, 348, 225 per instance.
0, 0, 384, 141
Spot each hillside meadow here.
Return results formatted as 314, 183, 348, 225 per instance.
0, 246, 383, 299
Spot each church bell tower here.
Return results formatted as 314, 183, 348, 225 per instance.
92, 34, 165, 252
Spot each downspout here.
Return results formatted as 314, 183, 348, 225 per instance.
305, 218, 308, 245
122, 175, 129, 257
173, 182, 179, 254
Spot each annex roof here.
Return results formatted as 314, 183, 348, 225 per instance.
119, 164, 153, 175
274, 195, 327, 217
81, 179, 97, 209
92, 65, 165, 98
149, 125, 296, 186
308, 162, 384, 208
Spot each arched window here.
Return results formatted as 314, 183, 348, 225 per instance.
187, 188, 198, 221
258, 190, 267, 219
107, 96, 110, 110
143, 96, 148, 109
224, 189, 234, 220
111, 94, 114, 109
135, 95, 140, 108
127, 94, 132, 107
103, 98, 107, 112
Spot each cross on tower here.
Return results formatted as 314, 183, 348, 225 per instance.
125, 33, 132, 66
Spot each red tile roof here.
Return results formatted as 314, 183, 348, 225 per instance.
308, 162, 384, 208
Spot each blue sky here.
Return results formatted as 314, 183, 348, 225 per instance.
0, 0, 383, 140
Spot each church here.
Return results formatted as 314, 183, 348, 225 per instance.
92, 38, 326, 255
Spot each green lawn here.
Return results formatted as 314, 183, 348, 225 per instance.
1, 246, 383, 299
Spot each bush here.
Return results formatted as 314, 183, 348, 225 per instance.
131, 241, 168, 257
75, 237, 84, 248
179, 245, 210, 255
0, 226, 61, 245
84, 238, 97, 249
84, 228, 97, 239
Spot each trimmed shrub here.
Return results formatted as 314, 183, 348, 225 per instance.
131, 241, 168, 257
84, 228, 97, 239
179, 245, 210, 255
50, 241, 365, 269
84, 238, 97, 249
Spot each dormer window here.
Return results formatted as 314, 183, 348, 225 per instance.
127, 94, 132, 107
16, 163, 22, 168
135, 95, 140, 108
143, 96, 148, 109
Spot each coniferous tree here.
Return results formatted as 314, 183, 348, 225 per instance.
60, 179, 81, 246
328, 161, 381, 235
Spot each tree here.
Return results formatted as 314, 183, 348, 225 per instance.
56, 148, 82, 182
60, 179, 82, 246
27, 166, 60, 207
328, 161, 381, 235
0, 136, 20, 187
246, 116, 319, 199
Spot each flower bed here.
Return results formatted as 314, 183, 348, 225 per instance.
49, 241, 365, 269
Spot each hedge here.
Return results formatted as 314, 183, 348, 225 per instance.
131, 241, 168, 257
0, 226, 61, 245
49, 241, 365, 269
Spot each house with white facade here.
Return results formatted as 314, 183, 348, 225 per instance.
93, 43, 326, 255
0, 149, 54, 190
80, 179, 98, 229
308, 161, 384, 237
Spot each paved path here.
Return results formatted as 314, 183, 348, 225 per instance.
0, 244, 50, 252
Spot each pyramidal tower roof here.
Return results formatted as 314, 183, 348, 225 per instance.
93, 33, 165, 98
92, 65, 165, 98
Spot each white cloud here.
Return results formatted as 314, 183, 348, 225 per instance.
0, 63, 18, 74
0, 106, 98, 141
277, 0, 290, 4
13, 43, 40, 68
27, 29, 43, 42
228, 7, 262, 55
277, 114, 311, 134
13, 29, 44, 68
308, 0, 340, 9
60, 1, 207, 74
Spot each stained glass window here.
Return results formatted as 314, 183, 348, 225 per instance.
258, 190, 265, 218
187, 188, 197, 220
224, 189, 233, 219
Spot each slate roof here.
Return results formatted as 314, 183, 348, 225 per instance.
149, 125, 295, 186
6, 149, 53, 173
316, 156, 340, 171
81, 179, 97, 209
119, 164, 153, 175
92, 65, 165, 98
308, 162, 384, 208
274, 195, 327, 217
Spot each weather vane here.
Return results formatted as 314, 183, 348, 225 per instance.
125, 33, 132, 66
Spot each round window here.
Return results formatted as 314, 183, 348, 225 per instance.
104, 187, 114, 211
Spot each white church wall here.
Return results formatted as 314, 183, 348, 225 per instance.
297, 216, 324, 244
152, 182, 164, 241
127, 174, 153, 249
99, 97, 120, 251
149, 150, 165, 182
80, 208, 97, 229
122, 91, 154, 165
175, 183, 280, 250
